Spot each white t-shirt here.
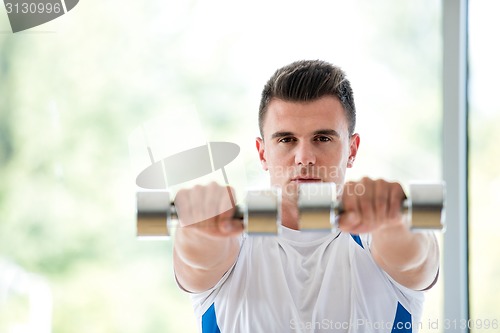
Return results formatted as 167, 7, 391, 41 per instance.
187, 227, 425, 332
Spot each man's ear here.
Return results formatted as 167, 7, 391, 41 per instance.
255, 137, 268, 171
347, 133, 360, 168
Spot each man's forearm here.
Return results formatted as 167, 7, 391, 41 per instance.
173, 228, 240, 292
370, 225, 440, 290
174, 228, 240, 270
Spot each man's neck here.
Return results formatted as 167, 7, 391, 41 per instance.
281, 206, 300, 230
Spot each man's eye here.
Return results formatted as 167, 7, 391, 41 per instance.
278, 137, 295, 143
314, 136, 332, 142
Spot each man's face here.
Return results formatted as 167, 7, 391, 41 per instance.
256, 96, 360, 196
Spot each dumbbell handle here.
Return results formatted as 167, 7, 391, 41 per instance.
334, 200, 412, 215
166, 203, 245, 221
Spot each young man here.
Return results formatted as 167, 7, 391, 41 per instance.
173, 60, 440, 332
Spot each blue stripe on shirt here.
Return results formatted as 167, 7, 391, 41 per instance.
202, 303, 221, 333
391, 302, 412, 332
350, 234, 364, 248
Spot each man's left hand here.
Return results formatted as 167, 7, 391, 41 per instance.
337, 177, 408, 234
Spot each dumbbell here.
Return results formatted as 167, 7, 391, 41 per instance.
136, 181, 445, 238
136, 188, 281, 238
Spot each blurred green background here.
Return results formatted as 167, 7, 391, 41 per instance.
0, 0, 498, 332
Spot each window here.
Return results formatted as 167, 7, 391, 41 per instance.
469, 0, 500, 330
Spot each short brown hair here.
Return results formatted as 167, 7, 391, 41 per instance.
258, 60, 356, 136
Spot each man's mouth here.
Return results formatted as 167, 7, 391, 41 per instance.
291, 177, 322, 183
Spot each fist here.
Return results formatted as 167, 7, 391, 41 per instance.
174, 182, 243, 237
338, 177, 407, 234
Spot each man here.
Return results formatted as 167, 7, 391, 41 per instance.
173, 60, 439, 332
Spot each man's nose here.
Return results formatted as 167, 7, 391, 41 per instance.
294, 142, 316, 165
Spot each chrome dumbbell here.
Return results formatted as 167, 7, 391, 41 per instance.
136, 188, 281, 238
296, 182, 446, 233
135, 181, 445, 238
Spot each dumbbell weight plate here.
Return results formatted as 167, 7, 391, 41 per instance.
136, 191, 171, 238
245, 188, 281, 235
408, 182, 446, 231
298, 183, 336, 232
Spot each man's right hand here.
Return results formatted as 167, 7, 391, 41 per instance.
173, 182, 243, 293
174, 182, 244, 237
